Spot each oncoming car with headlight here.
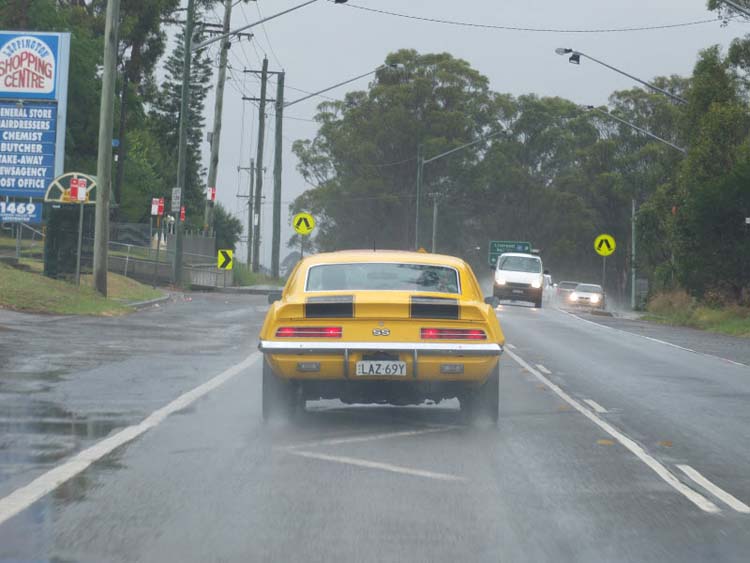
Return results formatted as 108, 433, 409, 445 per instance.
258, 250, 505, 422
568, 283, 606, 309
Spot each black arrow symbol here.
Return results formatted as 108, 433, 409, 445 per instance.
296, 217, 311, 230
597, 239, 612, 251
219, 250, 232, 269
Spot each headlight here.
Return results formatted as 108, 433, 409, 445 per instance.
531, 279, 542, 289
495, 274, 506, 285
590, 294, 600, 304
569, 292, 578, 301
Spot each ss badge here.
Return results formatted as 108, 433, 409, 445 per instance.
372, 328, 390, 336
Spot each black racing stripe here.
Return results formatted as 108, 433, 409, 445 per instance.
410, 297, 459, 319
305, 295, 354, 318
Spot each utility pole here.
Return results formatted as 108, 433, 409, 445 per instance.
173, 0, 196, 286
430, 193, 439, 253
271, 71, 285, 278
247, 159, 255, 265
204, 0, 233, 234
631, 198, 637, 310
93, 0, 121, 296
414, 144, 423, 250
252, 57, 269, 273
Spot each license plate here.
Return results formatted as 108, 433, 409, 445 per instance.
355, 361, 407, 376
512, 289, 524, 294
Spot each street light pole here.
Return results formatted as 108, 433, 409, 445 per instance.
556, 48, 687, 105
585, 106, 687, 154
720, 0, 750, 18
415, 130, 505, 250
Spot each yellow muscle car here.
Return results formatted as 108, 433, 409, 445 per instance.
258, 250, 505, 422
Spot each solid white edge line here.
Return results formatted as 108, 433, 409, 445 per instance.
583, 399, 608, 414
677, 465, 750, 513
506, 343, 516, 350
0, 352, 261, 527
535, 364, 552, 375
556, 308, 749, 369
505, 348, 720, 514
289, 450, 466, 482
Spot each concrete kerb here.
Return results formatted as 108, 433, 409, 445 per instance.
127, 293, 172, 310
213, 285, 282, 296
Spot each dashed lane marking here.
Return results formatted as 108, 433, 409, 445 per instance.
505, 348, 720, 513
288, 450, 466, 482
584, 399, 608, 413
505, 343, 516, 350
0, 353, 262, 527
677, 465, 750, 513
535, 364, 552, 375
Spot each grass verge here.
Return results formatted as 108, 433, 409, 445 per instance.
0, 263, 165, 316
645, 290, 750, 338
232, 263, 284, 287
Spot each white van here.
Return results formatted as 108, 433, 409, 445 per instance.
492, 252, 545, 308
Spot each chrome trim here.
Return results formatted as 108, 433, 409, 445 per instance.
259, 340, 503, 356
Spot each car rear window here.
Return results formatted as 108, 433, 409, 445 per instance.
306, 263, 460, 294
576, 284, 603, 293
497, 255, 542, 273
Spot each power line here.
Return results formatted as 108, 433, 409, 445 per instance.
343, 3, 727, 33
255, 1, 284, 69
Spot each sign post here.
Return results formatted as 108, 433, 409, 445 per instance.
293, 212, 315, 259
594, 233, 616, 289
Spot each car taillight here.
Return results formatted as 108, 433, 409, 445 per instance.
421, 328, 487, 340
275, 327, 342, 338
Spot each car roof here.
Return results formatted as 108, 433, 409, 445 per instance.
576, 283, 603, 290
558, 281, 580, 286
498, 252, 540, 259
301, 250, 469, 269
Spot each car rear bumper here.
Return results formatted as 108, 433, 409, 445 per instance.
493, 285, 542, 301
259, 340, 502, 382
259, 340, 502, 355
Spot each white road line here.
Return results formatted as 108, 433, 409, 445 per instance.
279, 427, 457, 451
505, 343, 516, 350
556, 308, 749, 369
505, 349, 720, 513
583, 399, 608, 414
0, 352, 261, 527
677, 465, 750, 513
289, 450, 466, 482
535, 364, 552, 375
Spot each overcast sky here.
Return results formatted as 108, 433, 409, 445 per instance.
194, 0, 744, 266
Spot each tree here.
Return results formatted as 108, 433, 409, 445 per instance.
212, 203, 243, 252
147, 21, 214, 227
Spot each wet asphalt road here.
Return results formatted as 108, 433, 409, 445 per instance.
1, 294, 749, 562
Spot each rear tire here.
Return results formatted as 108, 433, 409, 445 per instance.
262, 356, 296, 422
534, 297, 542, 309
460, 363, 499, 424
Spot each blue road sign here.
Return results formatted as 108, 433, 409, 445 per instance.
0, 200, 42, 223
0, 100, 57, 197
